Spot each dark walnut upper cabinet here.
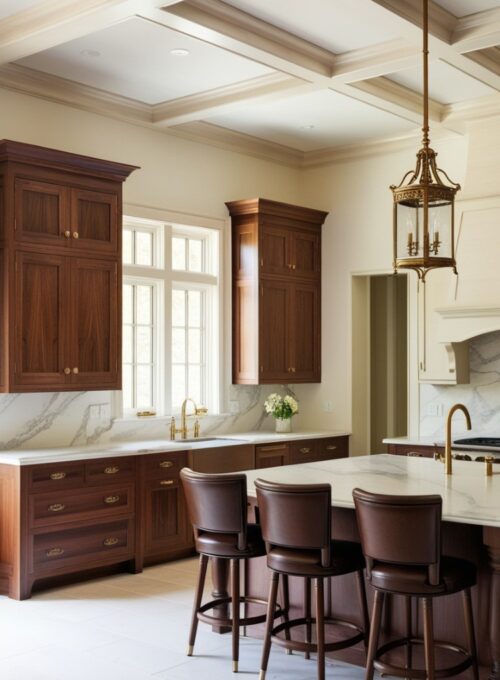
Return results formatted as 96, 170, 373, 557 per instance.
227, 198, 327, 385
0, 140, 138, 392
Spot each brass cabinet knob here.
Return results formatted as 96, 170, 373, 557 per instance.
292, 264, 296, 270
160, 479, 174, 486
326, 445, 337, 451
50, 471, 67, 480
48, 503, 65, 512
46, 547, 64, 557
159, 461, 173, 468
104, 495, 120, 504
73, 231, 79, 239
63, 367, 71, 375
63, 230, 71, 239
104, 466, 119, 474
103, 537, 119, 547
291, 367, 296, 373
299, 447, 311, 454
72, 367, 79, 374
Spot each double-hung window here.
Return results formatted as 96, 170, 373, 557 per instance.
122, 216, 220, 416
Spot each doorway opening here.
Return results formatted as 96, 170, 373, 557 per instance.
351, 273, 408, 455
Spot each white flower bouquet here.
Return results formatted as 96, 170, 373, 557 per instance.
264, 393, 299, 420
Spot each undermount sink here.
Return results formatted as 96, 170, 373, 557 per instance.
177, 437, 219, 443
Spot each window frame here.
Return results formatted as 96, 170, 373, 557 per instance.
119, 212, 222, 419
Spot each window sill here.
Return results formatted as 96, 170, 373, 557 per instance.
114, 412, 232, 423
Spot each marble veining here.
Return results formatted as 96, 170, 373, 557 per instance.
421, 330, 500, 437
0, 385, 302, 451
244, 454, 500, 528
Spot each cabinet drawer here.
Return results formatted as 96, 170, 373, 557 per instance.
28, 462, 85, 492
141, 451, 188, 479
317, 436, 348, 460
290, 440, 319, 464
29, 485, 134, 528
255, 442, 290, 468
31, 519, 133, 573
85, 457, 135, 484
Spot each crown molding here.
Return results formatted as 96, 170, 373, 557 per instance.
452, 7, 500, 51
152, 73, 309, 126
465, 47, 500, 77
0, 63, 152, 122
443, 92, 500, 124
332, 39, 421, 81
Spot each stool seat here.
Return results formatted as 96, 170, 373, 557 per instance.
370, 555, 476, 596
196, 523, 266, 559
267, 539, 365, 577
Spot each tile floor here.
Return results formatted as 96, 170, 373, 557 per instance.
0, 558, 367, 679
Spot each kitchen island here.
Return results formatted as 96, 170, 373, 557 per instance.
217, 454, 499, 679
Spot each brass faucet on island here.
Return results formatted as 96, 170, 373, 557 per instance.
435, 403, 472, 475
170, 398, 208, 440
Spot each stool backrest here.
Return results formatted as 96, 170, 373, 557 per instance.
352, 488, 442, 586
180, 468, 248, 551
255, 478, 332, 568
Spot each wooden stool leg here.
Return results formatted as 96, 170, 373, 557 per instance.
242, 559, 248, 637
188, 554, 209, 656
259, 571, 279, 680
231, 558, 240, 673
462, 588, 479, 680
326, 576, 332, 618
316, 578, 326, 680
423, 597, 435, 680
356, 570, 370, 650
365, 590, 385, 680
305, 577, 312, 660
281, 574, 292, 651
405, 596, 413, 678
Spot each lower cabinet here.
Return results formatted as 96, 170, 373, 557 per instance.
255, 442, 290, 468
387, 443, 442, 458
256, 436, 349, 468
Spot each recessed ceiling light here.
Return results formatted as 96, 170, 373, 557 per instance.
80, 49, 101, 58
170, 48, 190, 57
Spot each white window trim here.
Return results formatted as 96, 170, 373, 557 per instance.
115, 209, 225, 421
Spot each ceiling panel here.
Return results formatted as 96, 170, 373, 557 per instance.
0, 0, 46, 20
386, 60, 495, 104
433, 0, 500, 17
17, 17, 273, 105
221, 0, 400, 53
206, 89, 417, 152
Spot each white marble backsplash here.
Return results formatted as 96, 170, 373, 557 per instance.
420, 331, 500, 437
0, 384, 301, 450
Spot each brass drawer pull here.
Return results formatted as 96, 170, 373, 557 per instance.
104, 466, 119, 474
408, 452, 423, 457
63, 367, 71, 375
103, 537, 119, 547
159, 461, 174, 468
73, 231, 79, 239
326, 445, 337, 451
46, 547, 64, 557
63, 230, 71, 239
50, 472, 67, 480
72, 367, 79, 375
48, 503, 65, 512
160, 480, 174, 486
104, 495, 120, 504
299, 447, 312, 454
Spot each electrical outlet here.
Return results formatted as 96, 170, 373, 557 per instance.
323, 401, 333, 413
426, 403, 439, 417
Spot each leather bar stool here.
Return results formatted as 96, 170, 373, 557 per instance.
180, 468, 288, 673
255, 479, 369, 680
352, 488, 479, 680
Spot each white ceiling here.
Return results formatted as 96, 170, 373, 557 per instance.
433, 0, 500, 17
18, 17, 273, 105
2, 0, 500, 160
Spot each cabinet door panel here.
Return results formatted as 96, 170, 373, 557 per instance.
255, 443, 290, 468
259, 280, 290, 382
292, 230, 320, 279
70, 258, 119, 387
15, 179, 68, 246
71, 189, 118, 254
260, 224, 290, 276
289, 283, 320, 382
14, 252, 68, 389
143, 479, 189, 558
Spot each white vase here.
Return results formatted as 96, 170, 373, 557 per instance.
275, 417, 292, 433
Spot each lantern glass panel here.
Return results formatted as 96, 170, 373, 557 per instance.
396, 202, 423, 260
428, 201, 452, 259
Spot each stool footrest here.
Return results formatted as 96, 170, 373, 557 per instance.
197, 595, 285, 629
374, 636, 474, 680
270, 616, 365, 654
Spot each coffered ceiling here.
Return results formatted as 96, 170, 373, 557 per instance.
2, 0, 500, 166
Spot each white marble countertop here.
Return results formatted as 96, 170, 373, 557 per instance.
244, 453, 500, 528
383, 435, 443, 447
0, 430, 349, 466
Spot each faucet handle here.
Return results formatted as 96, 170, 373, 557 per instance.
169, 416, 176, 441
194, 419, 200, 438
195, 405, 208, 417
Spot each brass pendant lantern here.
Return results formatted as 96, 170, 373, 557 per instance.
391, 0, 460, 280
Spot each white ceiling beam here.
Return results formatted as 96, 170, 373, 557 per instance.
331, 39, 421, 82
0, 0, 177, 65
452, 8, 500, 53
